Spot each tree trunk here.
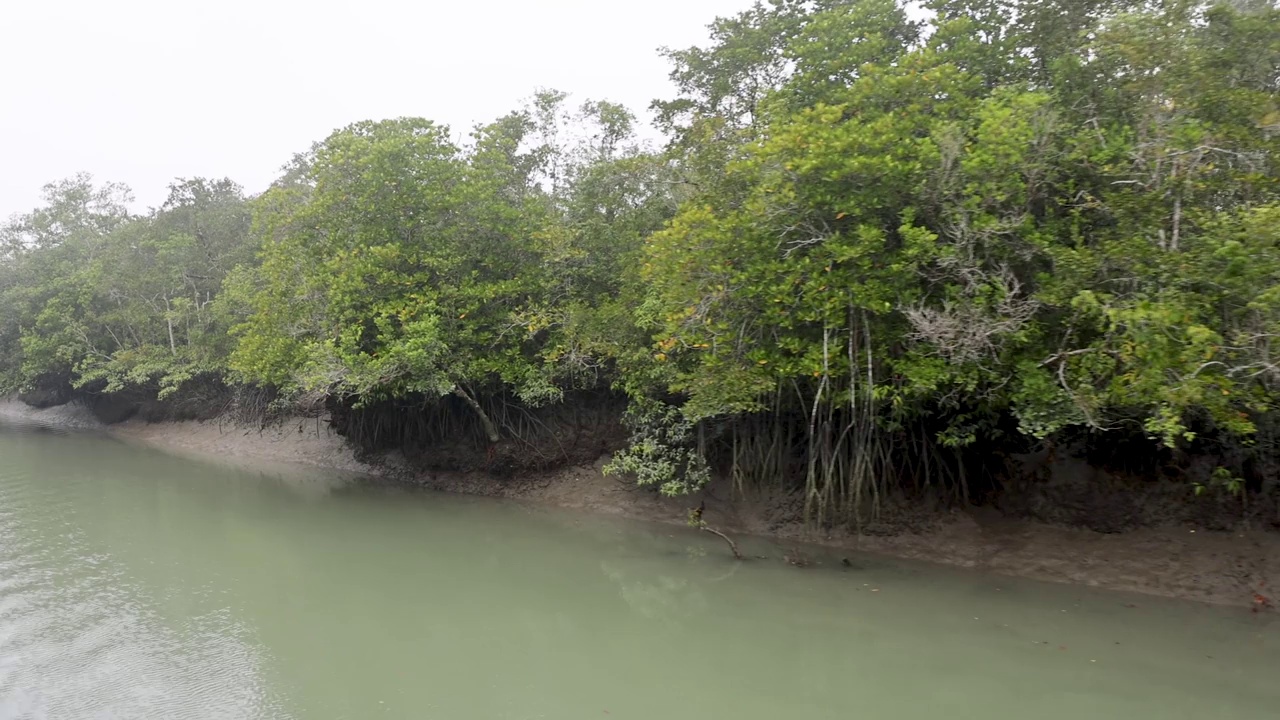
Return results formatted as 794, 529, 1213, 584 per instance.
453, 384, 500, 443
1169, 156, 1183, 252
164, 296, 177, 356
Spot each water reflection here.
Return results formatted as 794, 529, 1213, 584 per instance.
0, 427, 1276, 720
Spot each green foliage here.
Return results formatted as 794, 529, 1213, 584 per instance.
0, 176, 250, 398
2, 0, 1279, 514
603, 400, 712, 496
622, 0, 1280, 499
1194, 466, 1245, 497
226, 101, 672, 416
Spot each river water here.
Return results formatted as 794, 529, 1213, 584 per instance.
0, 425, 1275, 719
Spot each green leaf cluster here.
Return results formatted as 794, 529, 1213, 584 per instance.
3, 0, 1279, 506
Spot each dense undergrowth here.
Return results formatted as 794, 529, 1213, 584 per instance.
3, 0, 1280, 528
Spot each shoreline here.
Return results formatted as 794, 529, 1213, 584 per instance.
2, 397, 1276, 610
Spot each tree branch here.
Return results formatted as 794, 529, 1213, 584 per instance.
700, 525, 743, 560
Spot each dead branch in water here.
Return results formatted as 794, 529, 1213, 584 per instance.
700, 525, 743, 560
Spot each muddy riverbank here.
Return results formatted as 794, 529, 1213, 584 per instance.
2, 397, 1275, 609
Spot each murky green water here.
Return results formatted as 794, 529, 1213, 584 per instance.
0, 425, 1275, 719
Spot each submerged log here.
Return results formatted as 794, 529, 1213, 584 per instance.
700, 525, 743, 560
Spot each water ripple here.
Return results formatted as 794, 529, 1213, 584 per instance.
0, 432, 289, 720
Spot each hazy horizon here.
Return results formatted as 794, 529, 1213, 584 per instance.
1, 0, 754, 219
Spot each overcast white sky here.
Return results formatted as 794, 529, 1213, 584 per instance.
0, 0, 754, 219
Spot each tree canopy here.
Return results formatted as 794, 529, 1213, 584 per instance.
3, 0, 1278, 521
